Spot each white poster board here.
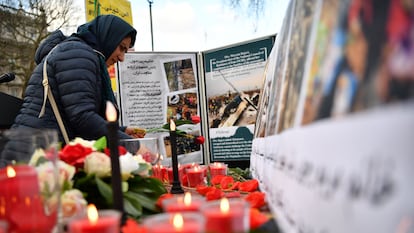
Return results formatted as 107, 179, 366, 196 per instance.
117, 52, 204, 165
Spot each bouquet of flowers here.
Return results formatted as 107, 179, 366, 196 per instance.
46, 136, 167, 220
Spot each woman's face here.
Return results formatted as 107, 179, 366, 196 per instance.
106, 36, 132, 67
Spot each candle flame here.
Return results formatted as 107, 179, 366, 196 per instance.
220, 198, 230, 213
184, 192, 192, 206
194, 166, 199, 172
105, 101, 117, 122
87, 204, 99, 224
6, 166, 16, 178
172, 213, 184, 230
170, 119, 176, 131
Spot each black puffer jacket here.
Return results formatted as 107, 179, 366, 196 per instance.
1, 15, 137, 165
12, 31, 125, 141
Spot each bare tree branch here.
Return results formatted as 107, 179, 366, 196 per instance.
0, 0, 79, 97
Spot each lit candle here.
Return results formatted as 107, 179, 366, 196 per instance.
169, 119, 184, 194
143, 212, 204, 233
105, 101, 124, 215
68, 204, 121, 233
201, 198, 250, 233
167, 165, 185, 185
0, 165, 55, 232
162, 192, 205, 212
209, 162, 228, 179
186, 166, 205, 187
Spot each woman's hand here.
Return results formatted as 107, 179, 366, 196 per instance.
125, 127, 146, 138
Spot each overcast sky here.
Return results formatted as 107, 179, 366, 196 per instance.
72, 0, 289, 52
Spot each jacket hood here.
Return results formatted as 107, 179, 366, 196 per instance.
74, 15, 137, 59
34, 30, 67, 65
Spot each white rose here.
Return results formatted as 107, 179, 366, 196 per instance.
58, 161, 76, 187
84, 152, 111, 177
36, 161, 58, 195
61, 189, 87, 218
29, 148, 46, 166
133, 154, 151, 176
119, 153, 139, 180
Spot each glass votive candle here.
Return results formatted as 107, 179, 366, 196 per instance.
167, 166, 185, 184
200, 197, 250, 233
162, 192, 205, 212
209, 162, 228, 179
67, 204, 121, 233
186, 166, 206, 187
143, 212, 204, 233
0, 220, 8, 233
152, 164, 162, 180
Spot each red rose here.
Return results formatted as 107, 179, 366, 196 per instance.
220, 176, 234, 190
104, 146, 128, 156
191, 115, 200, 124
196, 185, 213, 196
239, 179, 259, 192
210, 175, 226, 186
194, 136, 205, 144
205, 187, 224, 201
245, 191, 266, 209
59, 143, 93, 168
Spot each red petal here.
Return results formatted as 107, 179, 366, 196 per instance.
250, 208, 270, 229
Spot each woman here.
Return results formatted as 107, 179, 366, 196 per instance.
1, 15, 142, 163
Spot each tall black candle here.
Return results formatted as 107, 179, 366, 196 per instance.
105, 101, 125, 213
169, 119, 184, 194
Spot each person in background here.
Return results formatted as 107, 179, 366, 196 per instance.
1, 15, 145, 163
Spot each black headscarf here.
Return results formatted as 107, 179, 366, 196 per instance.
75, 14, 137, 58
74, 15, 137, 110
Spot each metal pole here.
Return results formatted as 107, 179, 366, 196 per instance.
148, 0, 154, 51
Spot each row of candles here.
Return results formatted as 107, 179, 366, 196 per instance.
62, 192, 250, 233
152, 162, 228, 187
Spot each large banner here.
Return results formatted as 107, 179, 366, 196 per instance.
85, 0, 133, 25
117, 52, 204, 165
203, 36, 275, 162
251, 0, 414, 232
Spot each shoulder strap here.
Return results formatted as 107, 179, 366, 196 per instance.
38, 46, 70, 145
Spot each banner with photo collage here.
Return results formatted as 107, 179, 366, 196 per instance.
202, 36, 275, 164
251, 0, 414, 232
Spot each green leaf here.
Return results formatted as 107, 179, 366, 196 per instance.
124, 191, 159, 213
94, 136, 107, 152
128, 177, 167, 195
124, 194, 143, 218
95, 176, 113, 205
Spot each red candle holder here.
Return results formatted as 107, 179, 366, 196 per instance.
67, 205, 121, 233
167, 166, 185, 185
143, 212, 205, 233
161, 192, 205, 212
200, 198, 250, 233
0, 165, 57, 232
186, 166, 206, 188
208, 162, 228, 179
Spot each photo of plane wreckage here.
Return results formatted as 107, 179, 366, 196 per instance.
209, 71, 260, 128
